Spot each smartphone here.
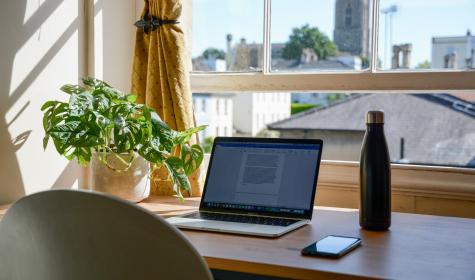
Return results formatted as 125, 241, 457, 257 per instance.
301, 235, 361, 258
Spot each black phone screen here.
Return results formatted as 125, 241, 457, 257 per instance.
301, 235, 361, 258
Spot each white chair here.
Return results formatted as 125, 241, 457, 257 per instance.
0, 190, 213, 280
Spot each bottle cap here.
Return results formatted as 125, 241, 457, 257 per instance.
366, 110, 384, 124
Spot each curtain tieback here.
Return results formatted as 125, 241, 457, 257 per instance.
134, 13, 179, 34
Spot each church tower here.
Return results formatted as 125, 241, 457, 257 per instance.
334, 0, 370, 57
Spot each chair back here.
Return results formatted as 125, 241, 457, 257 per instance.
0, 190, 212, 280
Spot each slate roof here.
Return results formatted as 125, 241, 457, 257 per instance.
268, 94, 475, 167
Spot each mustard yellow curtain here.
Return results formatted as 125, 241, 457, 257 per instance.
132, 0, 202, 196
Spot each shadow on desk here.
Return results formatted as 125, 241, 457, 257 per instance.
213, 269, 291, 280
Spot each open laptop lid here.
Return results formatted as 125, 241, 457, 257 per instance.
199, 137, 323, 220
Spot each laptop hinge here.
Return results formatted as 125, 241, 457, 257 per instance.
199, 210, 303, 220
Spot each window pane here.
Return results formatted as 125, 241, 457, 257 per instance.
378, 0, 475, 70
272, 92, 475, 168
271, 0, 372, 72
194, 91, 475, 168
192, 0, 264, 72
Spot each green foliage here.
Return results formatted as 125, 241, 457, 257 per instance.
360, 56, 370, 68
417, 60, 431, 69
291, 103, 319, 115
42, 77, 205, 197
326, 93, 345, 104
202, 48, 226, 60
202, 137, 214, 153
282, 24, 337, 62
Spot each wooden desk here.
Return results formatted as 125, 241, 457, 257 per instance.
2, 197, 475, 279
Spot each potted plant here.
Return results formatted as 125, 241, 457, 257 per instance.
41, 77, 205, 202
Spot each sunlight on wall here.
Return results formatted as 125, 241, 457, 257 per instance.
92, 0, 136, 92
0, 0, 85, 204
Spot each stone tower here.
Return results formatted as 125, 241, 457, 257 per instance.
334, 0, 370, 57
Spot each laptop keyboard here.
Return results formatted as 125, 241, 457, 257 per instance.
185, 212, 299, 227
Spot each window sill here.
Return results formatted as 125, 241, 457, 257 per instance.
317, 160, 475, 218
202, 155, 475, 218
319, 160, 475, 200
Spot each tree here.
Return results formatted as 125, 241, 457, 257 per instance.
202, 137, 214, 153
282, 24, 337, 62
417, 60, 431, 69
202, 48, 225, 60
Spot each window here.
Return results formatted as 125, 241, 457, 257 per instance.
187, 0, 475, 192
192, 0, 264, 72
190, 0, 474, 92
345, 4, 352, 27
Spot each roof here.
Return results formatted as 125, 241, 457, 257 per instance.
269, 94, 475, 167
450, 92, 475, 103
271, 58, 353, 72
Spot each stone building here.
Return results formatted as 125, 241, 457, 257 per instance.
333, 0, 370, 57
431, 30, 475, 69
193, 93, 233, 141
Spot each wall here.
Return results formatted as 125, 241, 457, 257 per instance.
0, 0, 86, 204
0, 0, 139, 204
234, 93, 291, 136
193, 94, 233, 139
90, 0, 136, 92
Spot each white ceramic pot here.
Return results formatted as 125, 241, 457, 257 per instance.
83, 152, 150, 203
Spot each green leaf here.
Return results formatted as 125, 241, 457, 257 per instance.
126, 94, 137, 103
69, 92, 94, 116
93, 94, 110, 112
41, 100, 57, 111
61, 84, 86, 95
137, 142, 164, 163
82, 77, 110, 88
174, 125, 207, 144
181, 144, 204, 175
149, 112, 176, 150
164, 157, 191, 192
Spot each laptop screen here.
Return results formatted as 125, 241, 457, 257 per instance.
200, 137, 323, 219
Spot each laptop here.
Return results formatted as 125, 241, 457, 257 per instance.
167, 137, 323, 237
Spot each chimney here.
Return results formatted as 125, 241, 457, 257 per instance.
225, 34, 233, 70
391, 45, 400, 69
401, 44, 412, 68
466, 29, 473, 68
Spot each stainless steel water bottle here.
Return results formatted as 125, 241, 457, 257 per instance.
359, 110, 391, 230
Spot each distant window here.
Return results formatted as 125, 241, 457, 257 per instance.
224, 99, 228, 115
201, 99, 206, 112
216, 126, 219, 136
216, 99, 220, 113
224, 126, 228, 136
345, 4, 352, 26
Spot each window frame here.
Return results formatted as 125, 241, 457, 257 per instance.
185, 0, 475, 191
188, 0, 475, 92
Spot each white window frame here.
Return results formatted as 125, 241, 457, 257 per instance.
186, 0, 475, 195
189, 0, 475, 92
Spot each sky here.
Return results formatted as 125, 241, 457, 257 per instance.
192, 0, 475, 69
